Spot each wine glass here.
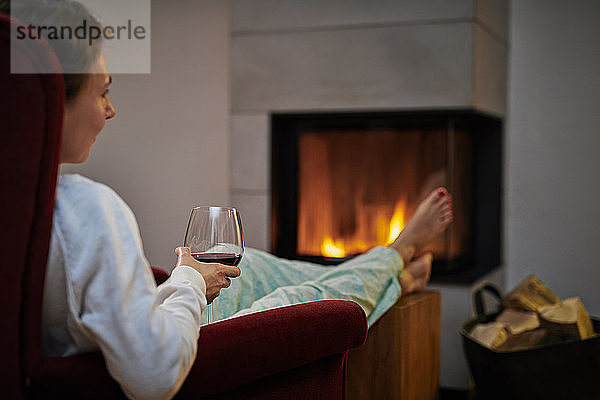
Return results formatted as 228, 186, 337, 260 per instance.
183, 206, 244, 323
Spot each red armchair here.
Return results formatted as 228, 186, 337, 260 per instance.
0, 13, 367, 399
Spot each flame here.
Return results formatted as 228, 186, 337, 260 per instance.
321, 237, 346, 258
320, 199, 407, 258
386, 198, 407, 245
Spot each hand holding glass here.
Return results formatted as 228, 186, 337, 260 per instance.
184, 206, 244, 323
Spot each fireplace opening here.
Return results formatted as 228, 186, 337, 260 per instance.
271, 110, 502, 283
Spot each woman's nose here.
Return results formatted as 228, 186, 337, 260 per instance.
106, 99, 116, 120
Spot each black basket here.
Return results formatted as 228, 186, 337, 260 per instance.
461, 284, 600, 400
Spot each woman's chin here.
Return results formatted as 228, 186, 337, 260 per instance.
77, 150, 92, 163
59, 150, 91, 165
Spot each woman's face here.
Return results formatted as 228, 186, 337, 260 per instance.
60, 51, 116, 164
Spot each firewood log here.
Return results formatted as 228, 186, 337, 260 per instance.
470, 322, 508, 349
495, 309, 540, 335
501, 275, 561, 312
538, 297, 596, 340
496, 328, 549, 352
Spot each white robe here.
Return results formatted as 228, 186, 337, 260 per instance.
43, 174, 207, 400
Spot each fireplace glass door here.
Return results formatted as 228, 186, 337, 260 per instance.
271, 111, 501, 281
297, 128, 471, 265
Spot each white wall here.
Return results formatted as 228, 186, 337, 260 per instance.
507, 0, 600, 314
63, 0, 231, 270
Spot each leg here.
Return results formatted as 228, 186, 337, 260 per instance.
209, 247, 334, 321
389, 187, 452, 263
213, 187, 451, 325
228, 246, 404, 326
400, 252, 433, 294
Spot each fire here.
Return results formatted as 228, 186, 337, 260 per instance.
320, 199, 407, 258
386, 198, 407, 245
321, 237, 346, 258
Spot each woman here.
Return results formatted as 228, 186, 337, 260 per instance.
2, 1, 452, 399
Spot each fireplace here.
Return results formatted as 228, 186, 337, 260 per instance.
271, 110, 502, 282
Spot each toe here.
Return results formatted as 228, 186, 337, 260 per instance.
422, 251, 434, 265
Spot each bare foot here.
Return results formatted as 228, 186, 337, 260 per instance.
400, 252, 433, 294
389, 187, 453, 263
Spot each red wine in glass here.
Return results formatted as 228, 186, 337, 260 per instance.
192, 252, 243, 267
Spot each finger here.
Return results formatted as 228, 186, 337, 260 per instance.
224, 266, 241, 278
209, 286, 224, 303
176, 251, 196, 268
222, 277, 231, 288
175, 246, 191, 257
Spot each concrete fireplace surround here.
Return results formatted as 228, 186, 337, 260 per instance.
230, 0, 508, 390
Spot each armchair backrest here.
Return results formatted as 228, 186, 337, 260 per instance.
0, 13, 64, 398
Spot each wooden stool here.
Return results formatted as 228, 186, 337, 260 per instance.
346, 290, 441, 400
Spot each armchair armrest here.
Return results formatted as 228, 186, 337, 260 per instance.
30, 300, 367, 399
151, 266, 170, 285
179, 300, 367, 398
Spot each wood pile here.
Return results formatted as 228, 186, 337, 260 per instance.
469, 275, 597, 352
